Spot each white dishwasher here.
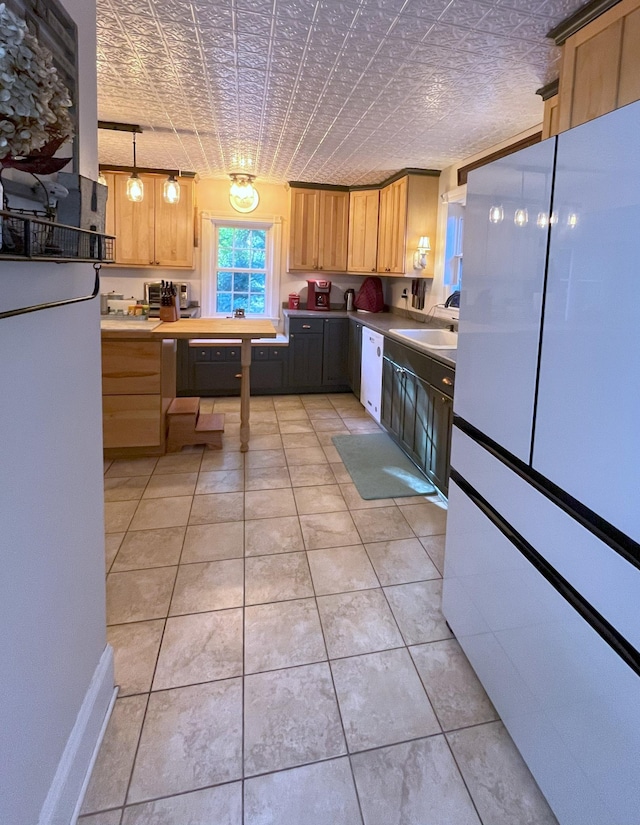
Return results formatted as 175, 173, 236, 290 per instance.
360, 328, 384, 422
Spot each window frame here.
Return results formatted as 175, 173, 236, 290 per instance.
201, 213, 282, 320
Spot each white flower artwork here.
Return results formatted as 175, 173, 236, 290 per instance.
0, 2, 74, 162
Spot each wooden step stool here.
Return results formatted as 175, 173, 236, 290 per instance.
166, 397, 225, 452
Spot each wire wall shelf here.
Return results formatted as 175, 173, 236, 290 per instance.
0, 210, 114, 263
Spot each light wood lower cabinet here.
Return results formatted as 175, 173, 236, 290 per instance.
103, 395, 161, 448
102, 340, 162, 395
102, 336, 176, 454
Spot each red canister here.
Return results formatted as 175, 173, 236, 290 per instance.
288, 293, 300, 310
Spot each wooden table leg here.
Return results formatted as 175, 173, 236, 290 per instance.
240, 339, 252, 452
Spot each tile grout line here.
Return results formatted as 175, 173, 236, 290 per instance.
113, 456, 197, 817
358, 505, 446, 735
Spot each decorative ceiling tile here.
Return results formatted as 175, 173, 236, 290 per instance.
97, 0, 584, 184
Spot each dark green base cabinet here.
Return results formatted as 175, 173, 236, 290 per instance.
288, 317, 350, 391
381, 338, 454, 496
177, 342, 289, 396
348, 319, 363, 398
177, 317, 352, 396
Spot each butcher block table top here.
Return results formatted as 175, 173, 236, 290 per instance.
151, 318, 277, 339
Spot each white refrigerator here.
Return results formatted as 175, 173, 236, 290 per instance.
443, 101, 640, 825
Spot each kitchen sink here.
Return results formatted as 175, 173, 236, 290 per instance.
389, 328, 458, 349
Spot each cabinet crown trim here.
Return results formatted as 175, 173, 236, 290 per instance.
289, 167, 440, 193
547, 0, 623, 44
536, 78, 559, 100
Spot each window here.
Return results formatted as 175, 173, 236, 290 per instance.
203, 216, 282, 319
444, 203, 464, 289
215, 226, 267, 314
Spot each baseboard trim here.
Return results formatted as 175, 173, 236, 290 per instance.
38, 645, 115, 825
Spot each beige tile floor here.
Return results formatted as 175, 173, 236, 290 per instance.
84, 393, 558, 825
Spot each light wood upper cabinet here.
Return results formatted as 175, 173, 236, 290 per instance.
288, 175, 439, 276
318, 190, 349, 272
557, 0, 640, 132
541, 95, 560, 139
105, 173, 195, 268
289, 188, 320, 271
618, 6, 640, 106
377, 177, 408, 274
288, 187, 348, 272
347, 189, 379, 273
113, 173, 155, 266
377, 174, 439, 277
153, 177, 195, 268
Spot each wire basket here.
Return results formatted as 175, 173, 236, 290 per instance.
0, 210, 114, 262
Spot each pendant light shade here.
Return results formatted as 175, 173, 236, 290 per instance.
229, 173, 259, 213
514, 208, 528, 227
489, 205, 504, 224
126, 173, 144, 203
163, 174, 180, 204
126, 132, 144, 203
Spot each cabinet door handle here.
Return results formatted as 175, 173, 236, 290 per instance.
442, 377, 453, 386
302, 324, 311, 329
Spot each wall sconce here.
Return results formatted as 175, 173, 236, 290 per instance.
489, 205, 504, 224
126, 132, 144, 203
413, 236, 431, 269
229, 173, 259, 213
514, 208, 528, 227
163, 174, 180, 204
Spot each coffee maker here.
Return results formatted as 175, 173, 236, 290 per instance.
306, 279, 331, 311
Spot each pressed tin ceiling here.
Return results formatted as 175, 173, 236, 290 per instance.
96, 0, 585, 186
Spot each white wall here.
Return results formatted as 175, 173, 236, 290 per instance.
0, 1, 113, 823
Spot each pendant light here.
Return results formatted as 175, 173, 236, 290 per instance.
514, 172, 528, 227
126, 132, 144, 203
229, 173, 259, 213
488, 204, 504, 224
536, 212, 549, 229
163, 174, 180, 204
514, 208, 529, 227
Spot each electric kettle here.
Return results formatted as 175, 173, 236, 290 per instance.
344, 289, 355, 311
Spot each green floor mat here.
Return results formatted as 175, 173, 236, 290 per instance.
332, 432, 436, 500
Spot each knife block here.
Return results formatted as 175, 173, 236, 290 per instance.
159, 296, 180, 322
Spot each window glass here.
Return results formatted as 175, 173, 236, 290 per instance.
214, 226, 269, 316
